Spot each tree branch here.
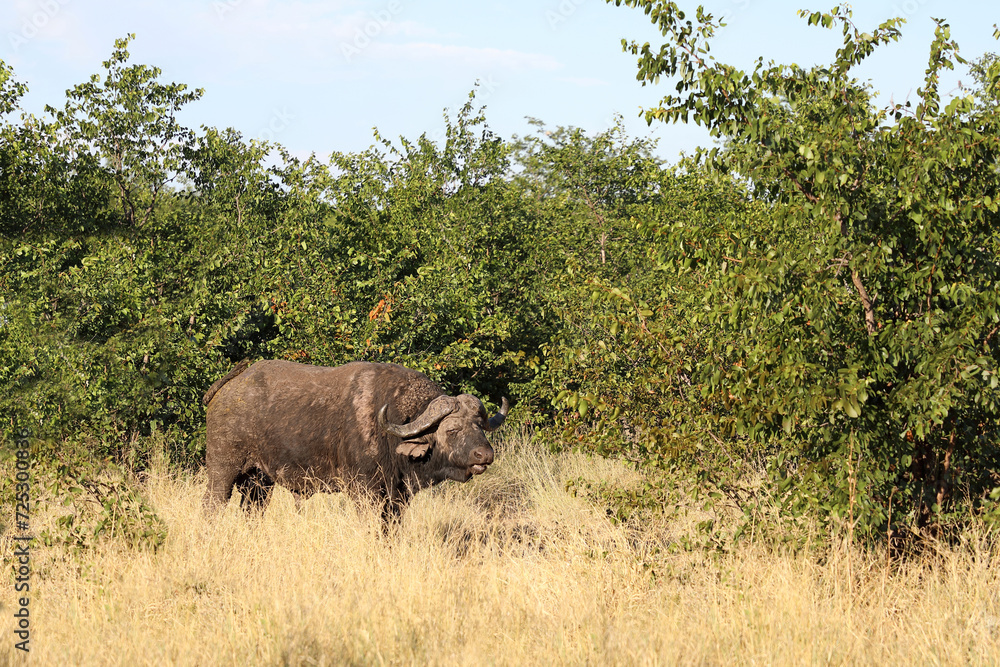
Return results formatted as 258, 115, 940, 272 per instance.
851, 269, 876, 334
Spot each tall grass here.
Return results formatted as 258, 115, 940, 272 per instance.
3, 431, 999, 665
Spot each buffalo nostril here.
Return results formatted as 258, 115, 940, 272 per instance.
471, 446, 494, 465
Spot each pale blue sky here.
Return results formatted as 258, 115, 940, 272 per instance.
2, 0, 997, 163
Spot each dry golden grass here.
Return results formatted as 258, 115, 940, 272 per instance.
3, 431, 1000, 666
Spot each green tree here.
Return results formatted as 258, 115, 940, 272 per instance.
47, 34, 203, 228
1, 38, 211, 452
605, 2, 1000, 540
317, 94, 546, 404
0, 61, 25, 117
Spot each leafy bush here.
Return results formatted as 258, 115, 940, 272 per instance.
594, 1, 1000, 542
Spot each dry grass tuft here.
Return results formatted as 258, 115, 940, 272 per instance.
3, 430, 999, 665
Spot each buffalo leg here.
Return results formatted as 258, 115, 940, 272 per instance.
203, 464, 241, 515
379, 498, 407, 535
235, 469, 274, 513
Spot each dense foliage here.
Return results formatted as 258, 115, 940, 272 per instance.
594, 2, 1000, 541
2, 7, 999, 549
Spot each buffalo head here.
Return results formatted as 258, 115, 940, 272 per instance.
378, 394, 509, 483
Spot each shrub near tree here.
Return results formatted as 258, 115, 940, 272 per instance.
512, 118, 683, 420
592, 1, 1000, 541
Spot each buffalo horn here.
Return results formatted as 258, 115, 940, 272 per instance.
378, 397, 456, 439
486, 397, 509, 431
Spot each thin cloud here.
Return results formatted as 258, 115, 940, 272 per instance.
187, 2, 431, 72
557, 76, 609, 87
375, 42, 561, 71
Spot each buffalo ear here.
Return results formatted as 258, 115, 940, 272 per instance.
396, 438, 432, 460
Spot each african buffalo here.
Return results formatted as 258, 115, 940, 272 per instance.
202, 359, 508, 517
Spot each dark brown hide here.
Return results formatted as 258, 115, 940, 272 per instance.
202, 358, 250, 406
202, 360, 507, 516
